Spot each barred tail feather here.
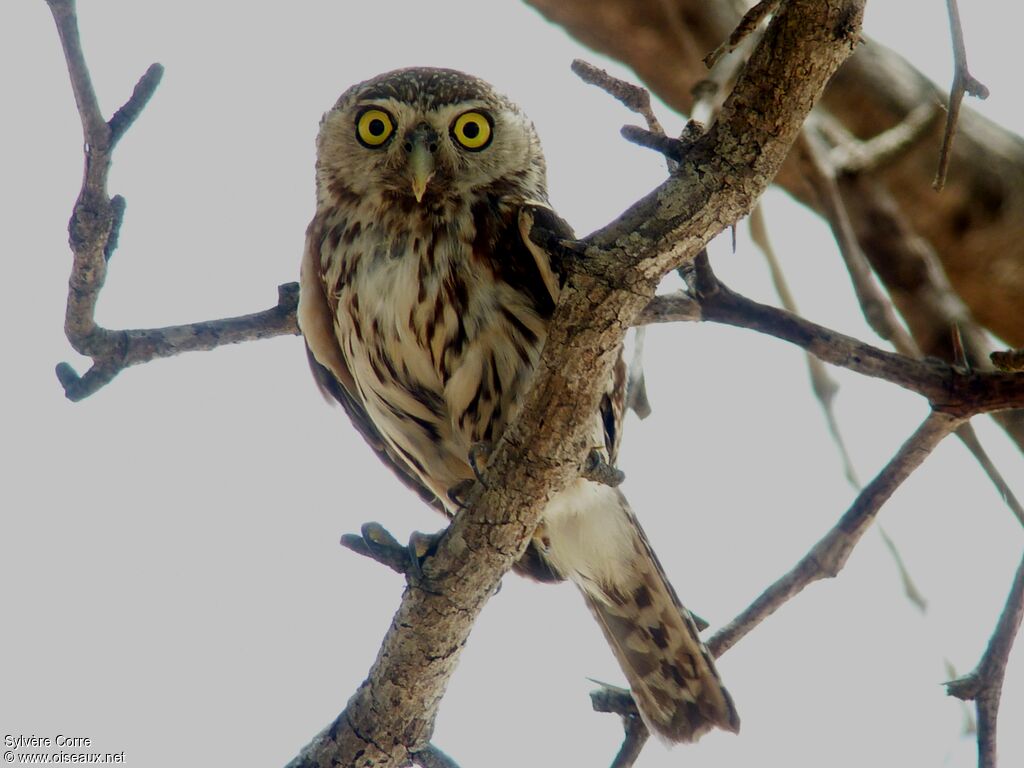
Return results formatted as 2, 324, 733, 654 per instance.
583, 571, 739, 742
540, 479, 739, 742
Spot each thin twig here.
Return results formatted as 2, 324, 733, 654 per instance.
820, 103, 941, 175
935, 0, 990, 190
571, 59, 666, 135
108, 62, 164, 146
570, 59, 680, 174
946, 549, 1024, 768
590, 683, 649, 768
749, 205, 859, 488
877, 525, 928, 612
955, 424, 1024, 527
799, 130, 922, 356
709, 410, 965, 657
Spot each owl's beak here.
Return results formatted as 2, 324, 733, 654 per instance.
405, 124, 438, 203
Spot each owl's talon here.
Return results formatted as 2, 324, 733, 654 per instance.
340, 522, 447, 581
446, 478, 480, 509
341, 521, 413, 575
407, 529, 445, 581
468, 441, 493, 486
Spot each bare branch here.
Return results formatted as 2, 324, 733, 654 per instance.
934, 0, 990, 190
709, 410, 965, 658
677, 278, 1024, 417
749, 205, 859, 488
635, 278, 1024, 417
821, 103, 941, 175
954, 424, 1024, 527
571, 59, 666, 136
47, 1, 299, 402
56, 284, 300, 402
946, 549, 1024, 768
877, 525, 928, 612
590, 683, 649, 768
108, 62, 164, 146
798, 130, 922, 356
526, 0, 1024, 349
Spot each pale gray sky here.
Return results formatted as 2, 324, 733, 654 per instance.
4, 2, 1023, 767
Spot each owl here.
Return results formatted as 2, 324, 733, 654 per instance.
298, 67, 738, 742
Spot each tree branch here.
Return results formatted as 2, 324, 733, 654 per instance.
525, 0, 1024, 349
637, 282, 1024, 418
749, 204, 859, 488
709, 410, 964, 658
590, 683, 649, 768
946, 549, 1024, 768
47, 0, 300, 402
934, 0, 990, 190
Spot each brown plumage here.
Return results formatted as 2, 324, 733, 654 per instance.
298, 67, 738, 742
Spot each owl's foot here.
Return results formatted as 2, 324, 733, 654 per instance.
341, 522, 443, 580
406, 529, 445, 581
468, 441, 493, 486
446, 478, 481, 509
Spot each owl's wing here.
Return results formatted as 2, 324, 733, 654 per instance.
518, 202, 627, 465
299, 216, 446, 516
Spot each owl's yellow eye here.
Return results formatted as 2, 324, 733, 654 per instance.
450, 111, 492, 151
356, 108, 395, 148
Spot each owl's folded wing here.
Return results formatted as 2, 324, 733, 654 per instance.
299, 215, 446, 516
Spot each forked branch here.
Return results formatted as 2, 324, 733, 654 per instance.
46, 0, 299, 402
946, 551, 1024, 768
934, 0, 990, 190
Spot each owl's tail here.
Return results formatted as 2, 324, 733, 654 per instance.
539, 479, 739, 743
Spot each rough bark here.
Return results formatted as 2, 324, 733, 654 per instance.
526, 0, 1024, 349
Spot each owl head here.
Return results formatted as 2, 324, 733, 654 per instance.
315, 68, 547, 208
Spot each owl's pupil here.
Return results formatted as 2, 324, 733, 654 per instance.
369, 119, 386, 136
462, 122, 480, 139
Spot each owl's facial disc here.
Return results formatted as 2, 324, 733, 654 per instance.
403, 122, 439, 203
